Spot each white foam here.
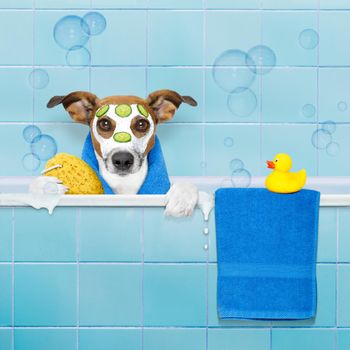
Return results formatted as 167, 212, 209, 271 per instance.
0, 193, 63, 214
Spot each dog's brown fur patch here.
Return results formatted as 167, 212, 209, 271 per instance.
91, 132, 102, 158
130, 116, 150, 139
47, 91, 99, 125
96, 117, 116, 139
144, 135, 155, 157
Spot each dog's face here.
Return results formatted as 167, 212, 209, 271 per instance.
47, 90, 197, 176
91, 98, 155, 176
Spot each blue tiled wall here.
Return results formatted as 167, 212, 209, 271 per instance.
0, 206, 349, 349
1, 1, 350, 177
1, 1, 350, 349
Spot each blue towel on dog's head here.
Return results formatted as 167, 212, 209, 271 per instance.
81, 133, 171, 194
215, 188, 320, 320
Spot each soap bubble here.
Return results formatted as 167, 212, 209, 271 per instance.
31, 134, 57, 161
43, 181, 60, 194
326, 142, 340, 156
22, 153, 40, 172
302, 104, 316, 118
227, 88, 257, 117
212, 49, 256, 92
337, 101, 347, 112
23, 125, 41, 143
54, 15, 90, 50
299, 29, 319, 50
231, 168, 252, 188
321, 120, 336, 134
311, 129, 332, 149
247, 45, 276, 75
66, 46, 91, 67
230, 158, 244, 172
28, 69, 49, 89
83, 12, 106, 36
224, 137, 234, 147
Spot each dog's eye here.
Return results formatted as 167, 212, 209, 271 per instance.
135, 118, 150, 132
98, 118, 112, 131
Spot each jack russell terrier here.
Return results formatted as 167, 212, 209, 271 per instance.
31, 89, 199, 217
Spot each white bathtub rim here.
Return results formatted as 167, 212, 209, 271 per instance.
1, 177, 350, 215
0, 193, 350, 210
1, 176, 350, 194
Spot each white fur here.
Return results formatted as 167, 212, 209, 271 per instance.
96, 152, 148, 194
164, 182, 199, 217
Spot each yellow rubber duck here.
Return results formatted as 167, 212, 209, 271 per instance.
265, 153, 307, 194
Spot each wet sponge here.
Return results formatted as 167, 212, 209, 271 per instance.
44, 153, 104, 194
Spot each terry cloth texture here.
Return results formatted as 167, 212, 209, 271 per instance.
215, 188, 320, 320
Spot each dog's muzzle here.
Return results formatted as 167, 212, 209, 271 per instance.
111, 151, 134, 172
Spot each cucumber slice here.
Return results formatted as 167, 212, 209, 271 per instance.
115, 104, 132, 118
95, 105, 109, 118
113, 132, 131, 143
137, 104, 149, 118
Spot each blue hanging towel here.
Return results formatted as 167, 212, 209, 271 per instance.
215, 188, 320, 320
81, 132, 171, 194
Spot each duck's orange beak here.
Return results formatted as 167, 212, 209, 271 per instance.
267, 160, 275, 169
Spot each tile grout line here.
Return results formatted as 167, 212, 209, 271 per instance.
142, 0, 149, 345
1, 325, 349, 330
205, 222, 209, 350
76, 209, 81, 350
88, 0, 93, 93
334, 208, 339, 350
32, 0, 34, 125
259, 0, 263, 178
203, 1, 209, 349
0, 261, 343, 265
262, 0, 274, 342
31, 0, 36, 170
315, 0, 320, 176
81, 0, 92, 345
336, 208, 339, 334
3, 65, 350, 68
145, 0, 150, 100
260, 4, 273, 346
2, 121, 349, 126
2, 8, 350, 11
205, 253, 209, 350
201, 0, 206, 177
141, 208, 145, 350
11, 208, 15, 350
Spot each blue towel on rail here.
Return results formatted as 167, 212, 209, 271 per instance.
215, 188, 320, 320
81, 132, 171, 195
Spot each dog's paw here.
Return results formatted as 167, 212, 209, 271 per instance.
164, 182, 199, 217
29, 176, 68, 195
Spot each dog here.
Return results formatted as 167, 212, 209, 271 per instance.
31, 89, 199, 217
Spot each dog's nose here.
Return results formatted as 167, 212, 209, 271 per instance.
112, 152, 134, 171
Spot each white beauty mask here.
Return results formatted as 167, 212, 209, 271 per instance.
92, 103, 155, 174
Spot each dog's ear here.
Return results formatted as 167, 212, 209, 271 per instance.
47, 91, 99, 125
146, 89, 197, 123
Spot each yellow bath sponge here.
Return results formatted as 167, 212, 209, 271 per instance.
43, 153, 104, 195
